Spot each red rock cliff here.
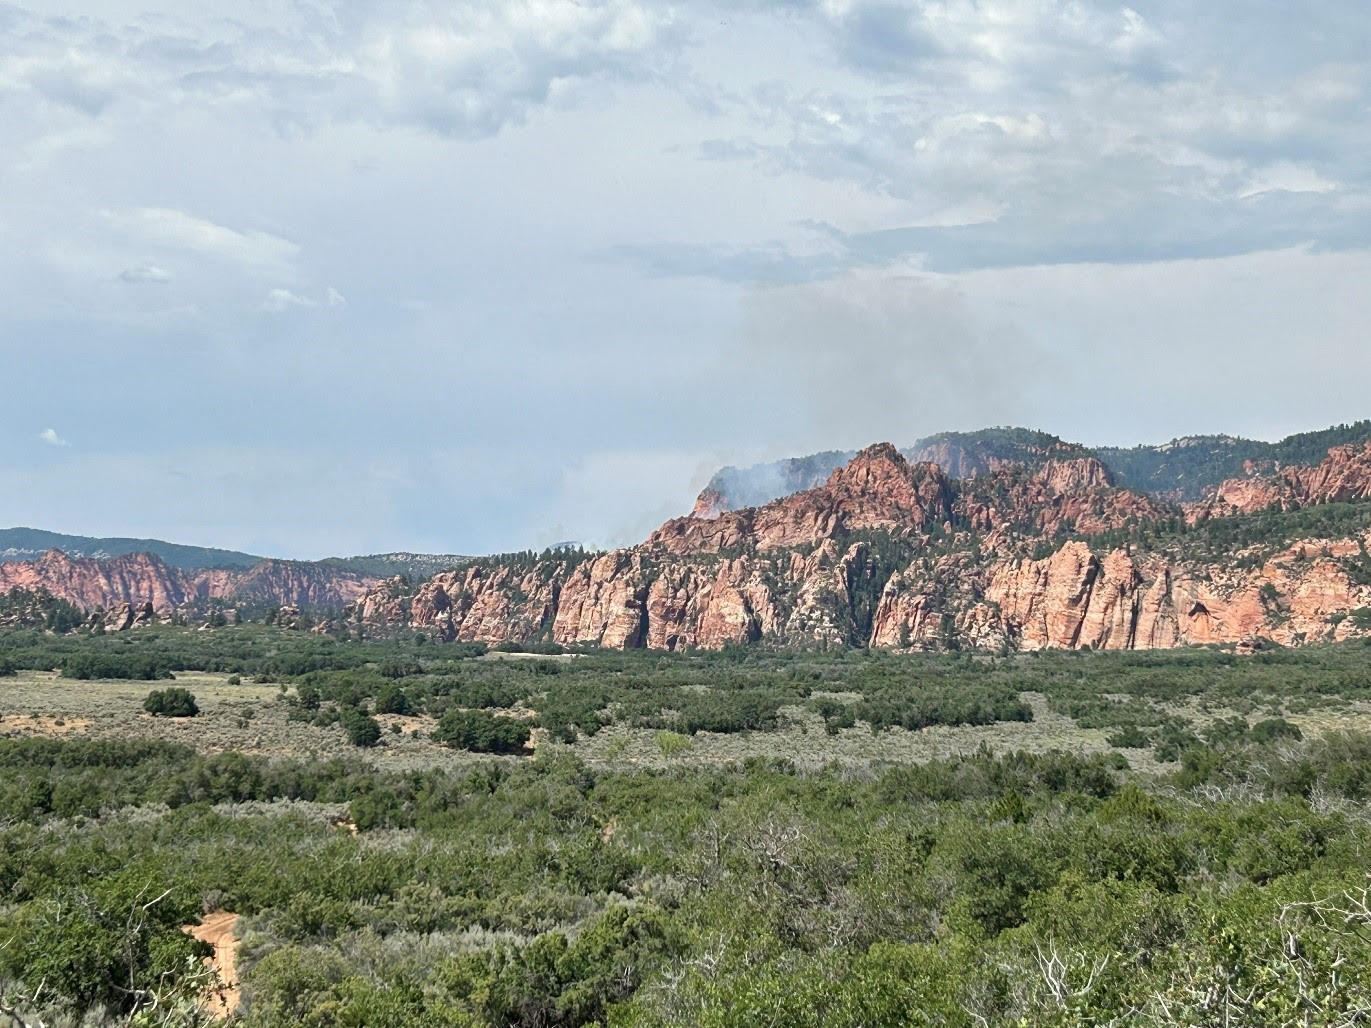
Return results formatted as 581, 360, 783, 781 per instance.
0, 549, 377, 619
350, 441, 1371, 652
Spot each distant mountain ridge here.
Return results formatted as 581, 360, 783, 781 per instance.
320, 552, 472, 579
0, 527, 263, 570
349, 430, 1371, 653
1095, 421, 1371, 499
0, 528, 469, 580
13, 418, 1371, 653
694, 422, 1371, 516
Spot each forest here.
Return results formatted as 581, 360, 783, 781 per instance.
3, 626, 1371, 1025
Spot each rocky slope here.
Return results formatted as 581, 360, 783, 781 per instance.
1188, 441, 1371, 521
17, 427, 1371, 653
693, 422, 1371, 515
0, 550, 378, 623
692, 428, 1085, 518
345, 440, 1371, 652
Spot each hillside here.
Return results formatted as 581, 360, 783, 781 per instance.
692, 422, 1371, 516
13, 421, 1371, 651
0, 527, 264, 570
1096, 420, 1371, 499
348, 436, 1371, 652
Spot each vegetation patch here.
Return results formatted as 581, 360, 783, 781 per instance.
143, 686, 200, 718
4, 627, 1371, 1023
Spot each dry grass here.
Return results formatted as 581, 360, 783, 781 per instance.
6, 669, 1368, 778
0, 670, 475, 772
565, 692, 1173, 773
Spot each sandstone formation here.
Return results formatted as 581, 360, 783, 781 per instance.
1189, 441, 1371, 521
13, 433, 1371, 654
0, 549, 378, 621
345, 440, 1371, 652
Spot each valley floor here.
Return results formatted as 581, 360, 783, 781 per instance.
5, 627, 1371, 1025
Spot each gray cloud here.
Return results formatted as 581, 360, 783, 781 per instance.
117, 263, 170, 283
733, 246, 1371, 454
737, 268, 1047, 447
623, 1, 1371, 277
1, 0, 1369, 556
0, 1, 682, 142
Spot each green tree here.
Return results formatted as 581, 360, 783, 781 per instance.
341, 707, 382, 748
142, 687, 199, 718
433, 710, 531, 754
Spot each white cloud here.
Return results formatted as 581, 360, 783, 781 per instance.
664, 1, 1371, 270
263, 287, 314, 312
102, 208, 299, 272
0, 1, 680, 143
1240, 161, 1341, 199
0, 0, 1369, 557
352, 1, 678, 137
38, 427, 70, 447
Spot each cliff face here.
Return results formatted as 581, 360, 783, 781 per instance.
1189, 441, 1371, 521
19, 435, 1371, 652
0, 551, 189, 612
0, 549, 378, 621
348, 441, 1371, 652
689, 429, 1089, 518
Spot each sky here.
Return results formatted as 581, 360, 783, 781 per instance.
2, 0, 1369, 558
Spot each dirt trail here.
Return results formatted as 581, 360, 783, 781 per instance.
185, 912, 241, 1018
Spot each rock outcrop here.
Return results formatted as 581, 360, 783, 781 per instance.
1190, 441, 1371, 521
0, 549, 378, 619
348, 439, 1371, 653
17, 434, 1371, 653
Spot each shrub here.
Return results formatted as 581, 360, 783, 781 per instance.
655, 730, 693, 757
341, 708, 382, 748
143, 687, 199, 718
374, 682, 412, 716
433, 710, 531, 754
65, 652, 173, 680
1106, 724, 1151, 748
1250, 717, 1303, 743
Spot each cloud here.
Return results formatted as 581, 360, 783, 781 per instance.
103, 208, 299, 272
38, 428, 70, 447
349, 1, 681, 138
731, 247, 1371, 452
1, 0, 1370, 559
658, 1, 1371, 273
117, 263, 171, 284
0, 1, 682, 143
263, 287, 315, 312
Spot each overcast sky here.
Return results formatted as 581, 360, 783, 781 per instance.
2, 0, 1369, 558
